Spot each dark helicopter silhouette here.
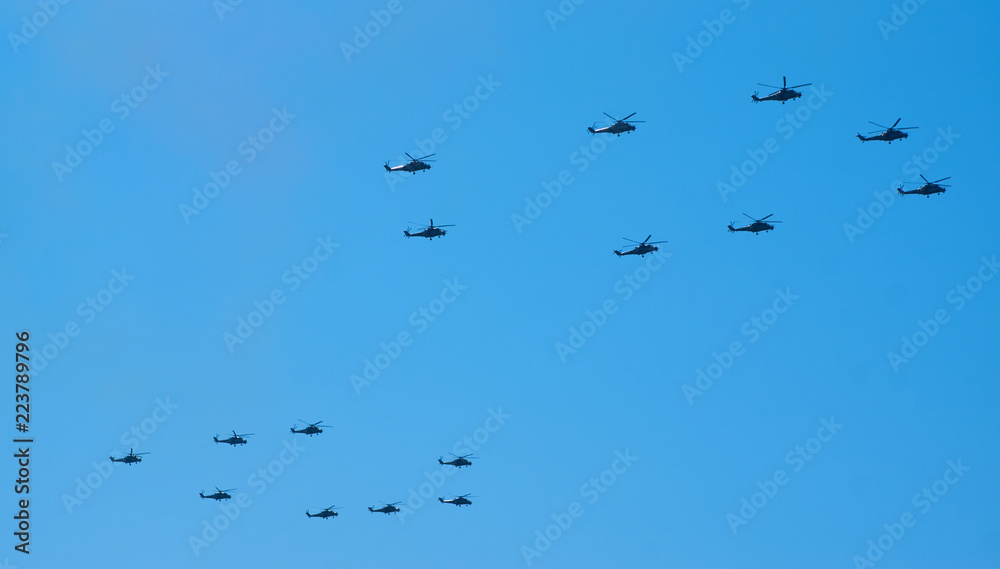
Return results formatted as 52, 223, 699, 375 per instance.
290, 420, 327, 436
306, 506, 339, 519
368, 502, 401, 514
438, 453, 475, 468
614, 235, 666, 257
439, 494, 474, 507
897, 175, 950, 197
588, 112, 643, 136
856, 118, 917, 143
200, 487, 234, 501
213, 430, 253, 446
728, 214, 781, 234
384, 153, 434, 174
751, 76, 811, 104
109, 448, 148, 465
404, 219, 454, 240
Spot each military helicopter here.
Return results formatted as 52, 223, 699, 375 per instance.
751, 76, 811, 104
199, 487, 234, 501
291, 420, 328, 436
898, 175, 950, 197
438, 453, 476, 468
213, 430, 253, 446
368, 502, 401, 515
404, 219, 454, 240
856, 118, 917, 143
614, 235, 667, 257
438, 494, 474, 507
109, 448, 148, 465
587, 112, 643, 136
728, 214, 781, 234
384, 153, 435, 174
306, 506, 339, 519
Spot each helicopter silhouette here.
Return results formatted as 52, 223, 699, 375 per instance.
439, 494, 474, 507
290, 420, 327, 436
213, 430, 253, 446
897, 175, 950, 197
728, 214, 782, 234
306, 505, 339, 519
109, 448, 148, 465
438, 453, 476, 468
368, 502, 401, 514
751, 76, 811, 104
614, 235, 667, 257
384, 153, 434, 174
588, 112, 643, 136
404, 219, 454, 240
856, 118, 917, 143
200, 487, 234, 501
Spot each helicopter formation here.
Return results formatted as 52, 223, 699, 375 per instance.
110, 421, 478, 518
381, 90, 951, 250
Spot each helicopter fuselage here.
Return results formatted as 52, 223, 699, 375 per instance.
614, 244, 659, 257
588, 122, 635, 135
898, 184, 945, 197
385, 161, 431, 174
857, 129, 908, 143
405, 228, 447, 239
728, 222, 774, 234
752, 89, 802, 103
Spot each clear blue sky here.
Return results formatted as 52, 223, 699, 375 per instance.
3, 1, 999, 567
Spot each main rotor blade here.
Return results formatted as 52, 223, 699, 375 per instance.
434, 224, 455, 228
891, 118, 901, 128
761, 214, 774, 220
602, 112, 619, 122
787, 83, 811, 89
645, 240, 668, 245
417, 154, 435, 160
743, 213, 756, 220
758, 83, 781, 89
621, 112, 637, 121
405, 153, 416, 161
623, 238, 644, 244
931, 177, 951, 184
643, 235, 652, 243
868, 121, 889, 129
783, 76, 787, 87
897, 127, 918, 130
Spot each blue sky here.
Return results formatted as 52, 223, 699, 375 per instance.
3, 1, 999, 567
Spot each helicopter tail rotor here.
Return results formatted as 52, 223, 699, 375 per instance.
587, 125, 596, 134
751, 92, 760, 102
383, 163, 391, 171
